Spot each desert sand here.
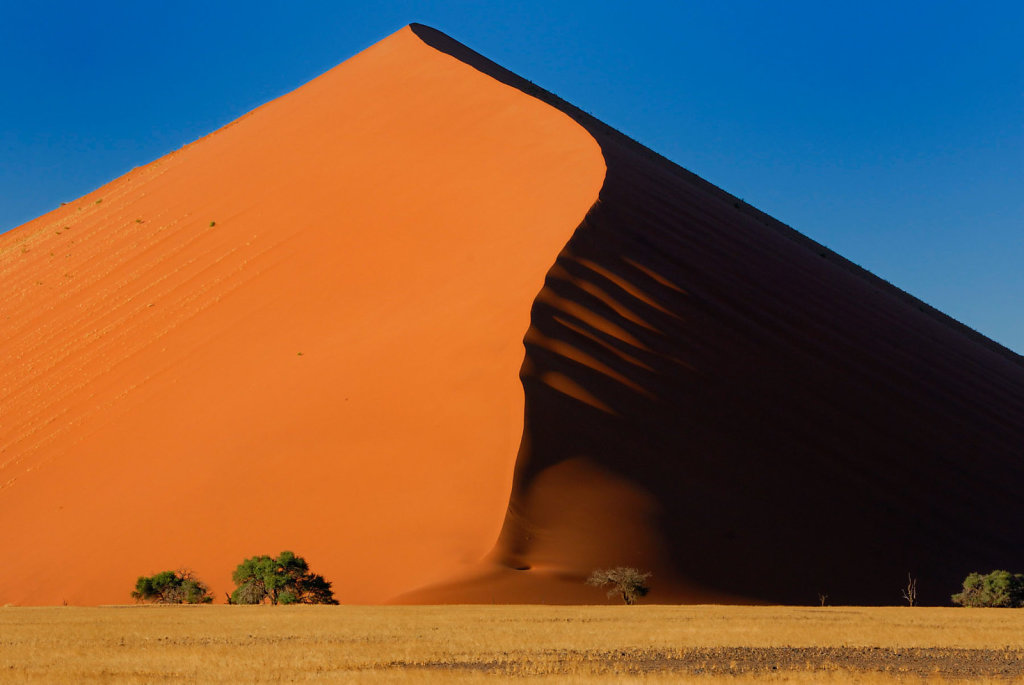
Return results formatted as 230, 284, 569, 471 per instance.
2, 24, 1022, 607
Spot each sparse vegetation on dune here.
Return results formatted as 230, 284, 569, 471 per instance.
131, 569, 213, 604
586, 567, 651, 604
1, 605, 1023, 682
229, 550, 337, 605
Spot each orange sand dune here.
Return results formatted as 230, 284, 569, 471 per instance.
5, 24, 1024, 608
0, 26, 603, 605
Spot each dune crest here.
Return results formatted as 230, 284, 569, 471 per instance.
0, 26, 604, 605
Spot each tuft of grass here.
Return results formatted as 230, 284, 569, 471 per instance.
297, 352, 304, 356
136, 219, 144, 224
95, 199, 102, 204
209, 221, 216, 227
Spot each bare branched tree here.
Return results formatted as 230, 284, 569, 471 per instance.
901, 573, 918, 607
586, 567, 651, 605
817, 592, 828, 607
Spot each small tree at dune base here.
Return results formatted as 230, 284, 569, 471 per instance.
586, 567, 651, 605
132, 569, 213, 604
230, 550, 338, 605
951, 570, 1024, 608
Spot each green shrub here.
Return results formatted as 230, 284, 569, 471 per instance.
951, 570, 1024, 607
230, 550, 337, 605
586, 567, 651, 605
132, 569, 213, 604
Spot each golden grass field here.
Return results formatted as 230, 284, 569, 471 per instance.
2, 605, 1023, 683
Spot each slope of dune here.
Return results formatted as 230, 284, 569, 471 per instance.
399, 25, 1024, 606
0, 26, 604, 605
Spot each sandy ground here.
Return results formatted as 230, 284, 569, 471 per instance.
1, 605, 1022, 682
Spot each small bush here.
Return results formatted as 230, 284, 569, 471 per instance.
586, 567, 651, 605
132, 569, 213, 604
230, 550, 337, 605
951, 570, 1024, 607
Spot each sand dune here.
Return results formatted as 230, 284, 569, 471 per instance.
0, 26, 603, 605
3, 24, 1022, 607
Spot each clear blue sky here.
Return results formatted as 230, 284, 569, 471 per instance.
3, 1, 1022, 352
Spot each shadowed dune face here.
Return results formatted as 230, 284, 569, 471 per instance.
405, 25, 1024, 606
0, 27, 604, 605
496, 143, 1024, 606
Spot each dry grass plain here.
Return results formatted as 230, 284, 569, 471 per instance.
1, 605, 1023, 683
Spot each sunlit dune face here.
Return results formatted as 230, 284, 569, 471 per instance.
0, 26, 604, 605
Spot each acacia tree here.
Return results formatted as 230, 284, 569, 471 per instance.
132, 569, 213, 604
952, 570, 1024, 607
230, 551, 338, 605
586, 567, 651, 605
